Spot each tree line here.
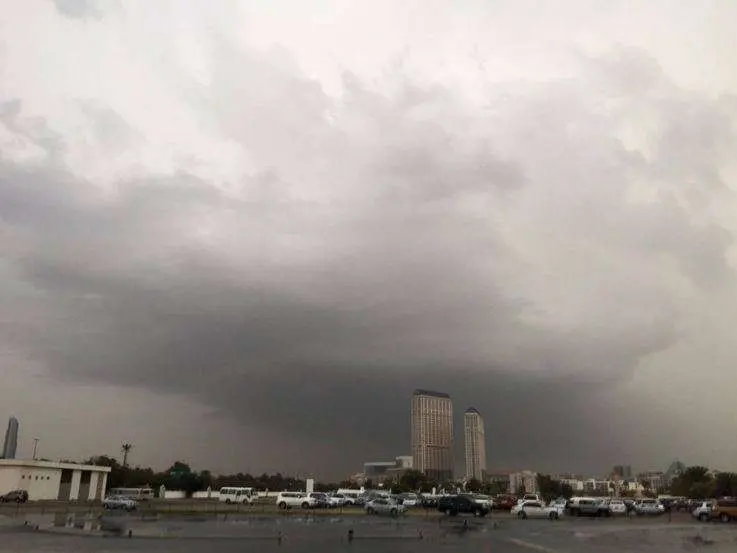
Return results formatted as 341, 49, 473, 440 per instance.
89, 454, 736, 500
669, 466, 737, 498
86, 455, 345, 497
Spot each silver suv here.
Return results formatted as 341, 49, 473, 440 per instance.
275, 492, 316, 509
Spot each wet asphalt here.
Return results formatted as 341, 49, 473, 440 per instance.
2, 511, 737, 553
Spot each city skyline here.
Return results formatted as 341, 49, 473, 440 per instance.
464, 408, 486, 482
2, 1, 737, 478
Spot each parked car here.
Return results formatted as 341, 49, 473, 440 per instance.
399, 493, 420, 507
608, 499, 627, 515
517, 493, 544, 505
421, 495, 439, 509
692, 500, 713, 522
275, 492, 316, 509
470, 494, 493, 510
495, 495, 517, 510
306, 492, 330, 508
365, 498, 405, 516
326, 494, 344, 507
568, 497, 610, 517
0, 490, 28, 503
437, 494, 490, 517
511, 500, 561, 520
328, 494, 348, 507
634, 498, 664, 516
711, 498, 737, 523
547, 498, 567, 518
102, 496, 137, 511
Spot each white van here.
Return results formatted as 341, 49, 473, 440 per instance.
218, 487, 256, 504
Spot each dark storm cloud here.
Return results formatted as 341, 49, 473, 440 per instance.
1, 37, 736, 476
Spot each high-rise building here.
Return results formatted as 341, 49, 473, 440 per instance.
2, 417, 19, 459
464, 407, 486, 481
411, 389, 453, 482
612, 464, 632, 479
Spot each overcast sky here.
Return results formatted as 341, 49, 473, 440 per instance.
1, 0, 737, 480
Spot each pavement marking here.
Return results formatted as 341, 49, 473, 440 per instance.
507, 537, 559, 553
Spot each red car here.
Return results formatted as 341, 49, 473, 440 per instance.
495, 495, 516, 510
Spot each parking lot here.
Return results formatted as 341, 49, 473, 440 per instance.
3, 510, 737, 553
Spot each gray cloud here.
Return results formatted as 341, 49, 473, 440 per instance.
51, 0, 105, 19
1, 6, 736, 477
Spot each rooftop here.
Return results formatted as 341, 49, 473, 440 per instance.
465, 407, 481, 414
0, 459, 111, 472
413, 389, 450, 399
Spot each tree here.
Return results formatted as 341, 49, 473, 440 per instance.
714, 472, 737, 498
465, 478, 483, 492
483, 480, 509, 495
86, 455, 125, 489
536, 474, 568, 501
670, 466, 713, 498
121, 443, 133, 468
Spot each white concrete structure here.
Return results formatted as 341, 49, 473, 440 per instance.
0, 459, 111, 501
464, 407, 486, 481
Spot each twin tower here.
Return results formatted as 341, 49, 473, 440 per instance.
410, 390, 486, 483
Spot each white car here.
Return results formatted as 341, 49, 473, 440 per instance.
327, 494, 346, 507
517, 494, 544, 505
365, 498, 406, 516
692, 501, 712, 522
547, 498, 567, 517
634, 498, 663, 515
275, 492, 316, 509
511, 500, 561, 520
608, 499, 627, 515
399, 493, 420, 507
102, 496, 137, 511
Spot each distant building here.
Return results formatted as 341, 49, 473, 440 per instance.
510, 470, 538, 495
411, 390, 453, 482
464, 408, 486, 481
637, 471, 665, 492
664, 460, 685, 483
395, 456, 413, 469
2, 417, 18, 460
612, 465, 632, 479
360, 456, 414, 484
486, 470, 513, 493
363, 461, 397, 478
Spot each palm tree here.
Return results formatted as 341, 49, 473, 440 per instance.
121, 443, 133, 468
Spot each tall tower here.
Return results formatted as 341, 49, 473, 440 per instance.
411, 390, 453, 482
2, 417, 19, 460
464, 407, 486, 481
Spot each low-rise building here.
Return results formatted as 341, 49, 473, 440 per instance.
509, 470, 538, 495
0, 459, 111, 501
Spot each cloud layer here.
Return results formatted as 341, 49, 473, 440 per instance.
1, 0, 736, 477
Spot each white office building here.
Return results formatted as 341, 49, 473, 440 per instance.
0, 459, 111, 501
